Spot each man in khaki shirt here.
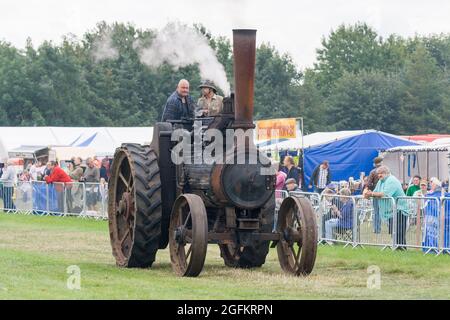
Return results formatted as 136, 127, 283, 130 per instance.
196, 80, 223, 116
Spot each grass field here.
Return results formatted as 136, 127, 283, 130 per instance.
0, 213, 450, 299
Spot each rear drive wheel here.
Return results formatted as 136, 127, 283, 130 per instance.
108, 143, 162, 268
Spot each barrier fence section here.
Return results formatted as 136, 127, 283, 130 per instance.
274, 190, 289, 231
318, 194, 356, 247
395, 196, 440, 253
354, 196, 396, 249
0, 180, 108, 219
439, 197, 450, 255
276, 192, 450, 253
2, 180, 450, 254
289, 191, 321, 236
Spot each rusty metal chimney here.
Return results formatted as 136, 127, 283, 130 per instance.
232, 29, 256, 129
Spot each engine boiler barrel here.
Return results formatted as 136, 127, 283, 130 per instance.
185, 154, 274, 210
232, 29, 256, 129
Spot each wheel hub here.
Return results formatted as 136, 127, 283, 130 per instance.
117, 192, 133, 219
174, 226, 186, 245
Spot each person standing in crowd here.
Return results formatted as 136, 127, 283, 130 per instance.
100, 158, 110, 183
413, 180, 428, 197
30, 160, 45, 181
196, 80, 224, 117
365, 156, 384, 233
67, 157, 84, 213
44, 161, 72, 212
275, 163, 287, 191
19, 166, 32, 203
427, 177, 444, 197
161, 79, 196, 122
283, 156, 301, 187
364, 165, 409, 250
422, 177, 444, 251
406, 175, 421, 196
69, 157, 84, 182
82, 158, 100, 211
0, 159, 17, 210
44, 161, 72, 184
93, 156, 101, 169
309, 160, 331, 194
366, 157, 383, 191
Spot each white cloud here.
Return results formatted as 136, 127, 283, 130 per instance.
1, 0, 450, 68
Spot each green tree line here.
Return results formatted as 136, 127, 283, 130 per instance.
1, 21, 450, 134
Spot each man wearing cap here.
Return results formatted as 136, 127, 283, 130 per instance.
367, 156, 383, 191
196, 80, 223, 117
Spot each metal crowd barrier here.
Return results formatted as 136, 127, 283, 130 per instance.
354, 196, 396, 249
2, 180, 450, 254
274, 190, 289, 231
440, 197, 450, 255
318, 194, 356, 247
278, 191, 450, 254
0, 180, 108, 220
289, 191, 321, 237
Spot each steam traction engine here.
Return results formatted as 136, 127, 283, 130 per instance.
108, 29, 318, 277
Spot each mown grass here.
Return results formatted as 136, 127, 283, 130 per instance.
0, 213, 450, 299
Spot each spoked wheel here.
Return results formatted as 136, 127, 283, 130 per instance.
108, 143, 162, 268
169, 194, 208, 277
277, 196, 317, 276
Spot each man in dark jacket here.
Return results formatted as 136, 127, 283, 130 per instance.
161, 79, 196, 122
309, 160, 331, 194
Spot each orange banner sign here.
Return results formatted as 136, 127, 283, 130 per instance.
256, 118, 297, 141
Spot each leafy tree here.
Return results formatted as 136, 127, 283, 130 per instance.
397, 44, 450, 134
313, 23, 384, 94
327, 70, 403, 132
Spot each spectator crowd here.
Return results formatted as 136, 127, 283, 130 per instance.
0, 156, 112, 212
276, 155, 450, 251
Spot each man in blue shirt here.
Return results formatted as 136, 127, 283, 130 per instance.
364, 165, 409, 250
161, 79, 197, 122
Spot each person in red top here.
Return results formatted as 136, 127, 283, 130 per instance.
44, 161, 72, 213
44, 161, 72, 184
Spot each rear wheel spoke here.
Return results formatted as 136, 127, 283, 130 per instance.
119, 228, 130, 245
185, 245, 193, 260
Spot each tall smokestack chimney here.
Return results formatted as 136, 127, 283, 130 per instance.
232, 29, 256, 129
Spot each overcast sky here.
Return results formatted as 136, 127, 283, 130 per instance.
1, 0, 450, 68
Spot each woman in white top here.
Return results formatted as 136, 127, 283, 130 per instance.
0, 159, 17, 210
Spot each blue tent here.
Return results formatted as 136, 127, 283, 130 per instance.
304, 130, 419, 186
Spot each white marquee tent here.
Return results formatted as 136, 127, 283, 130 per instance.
258, 130, 368, 151
0, 127, 153, 160
381, 143, 450, 183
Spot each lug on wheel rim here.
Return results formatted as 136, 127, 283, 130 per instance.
277, 196, 317, 276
